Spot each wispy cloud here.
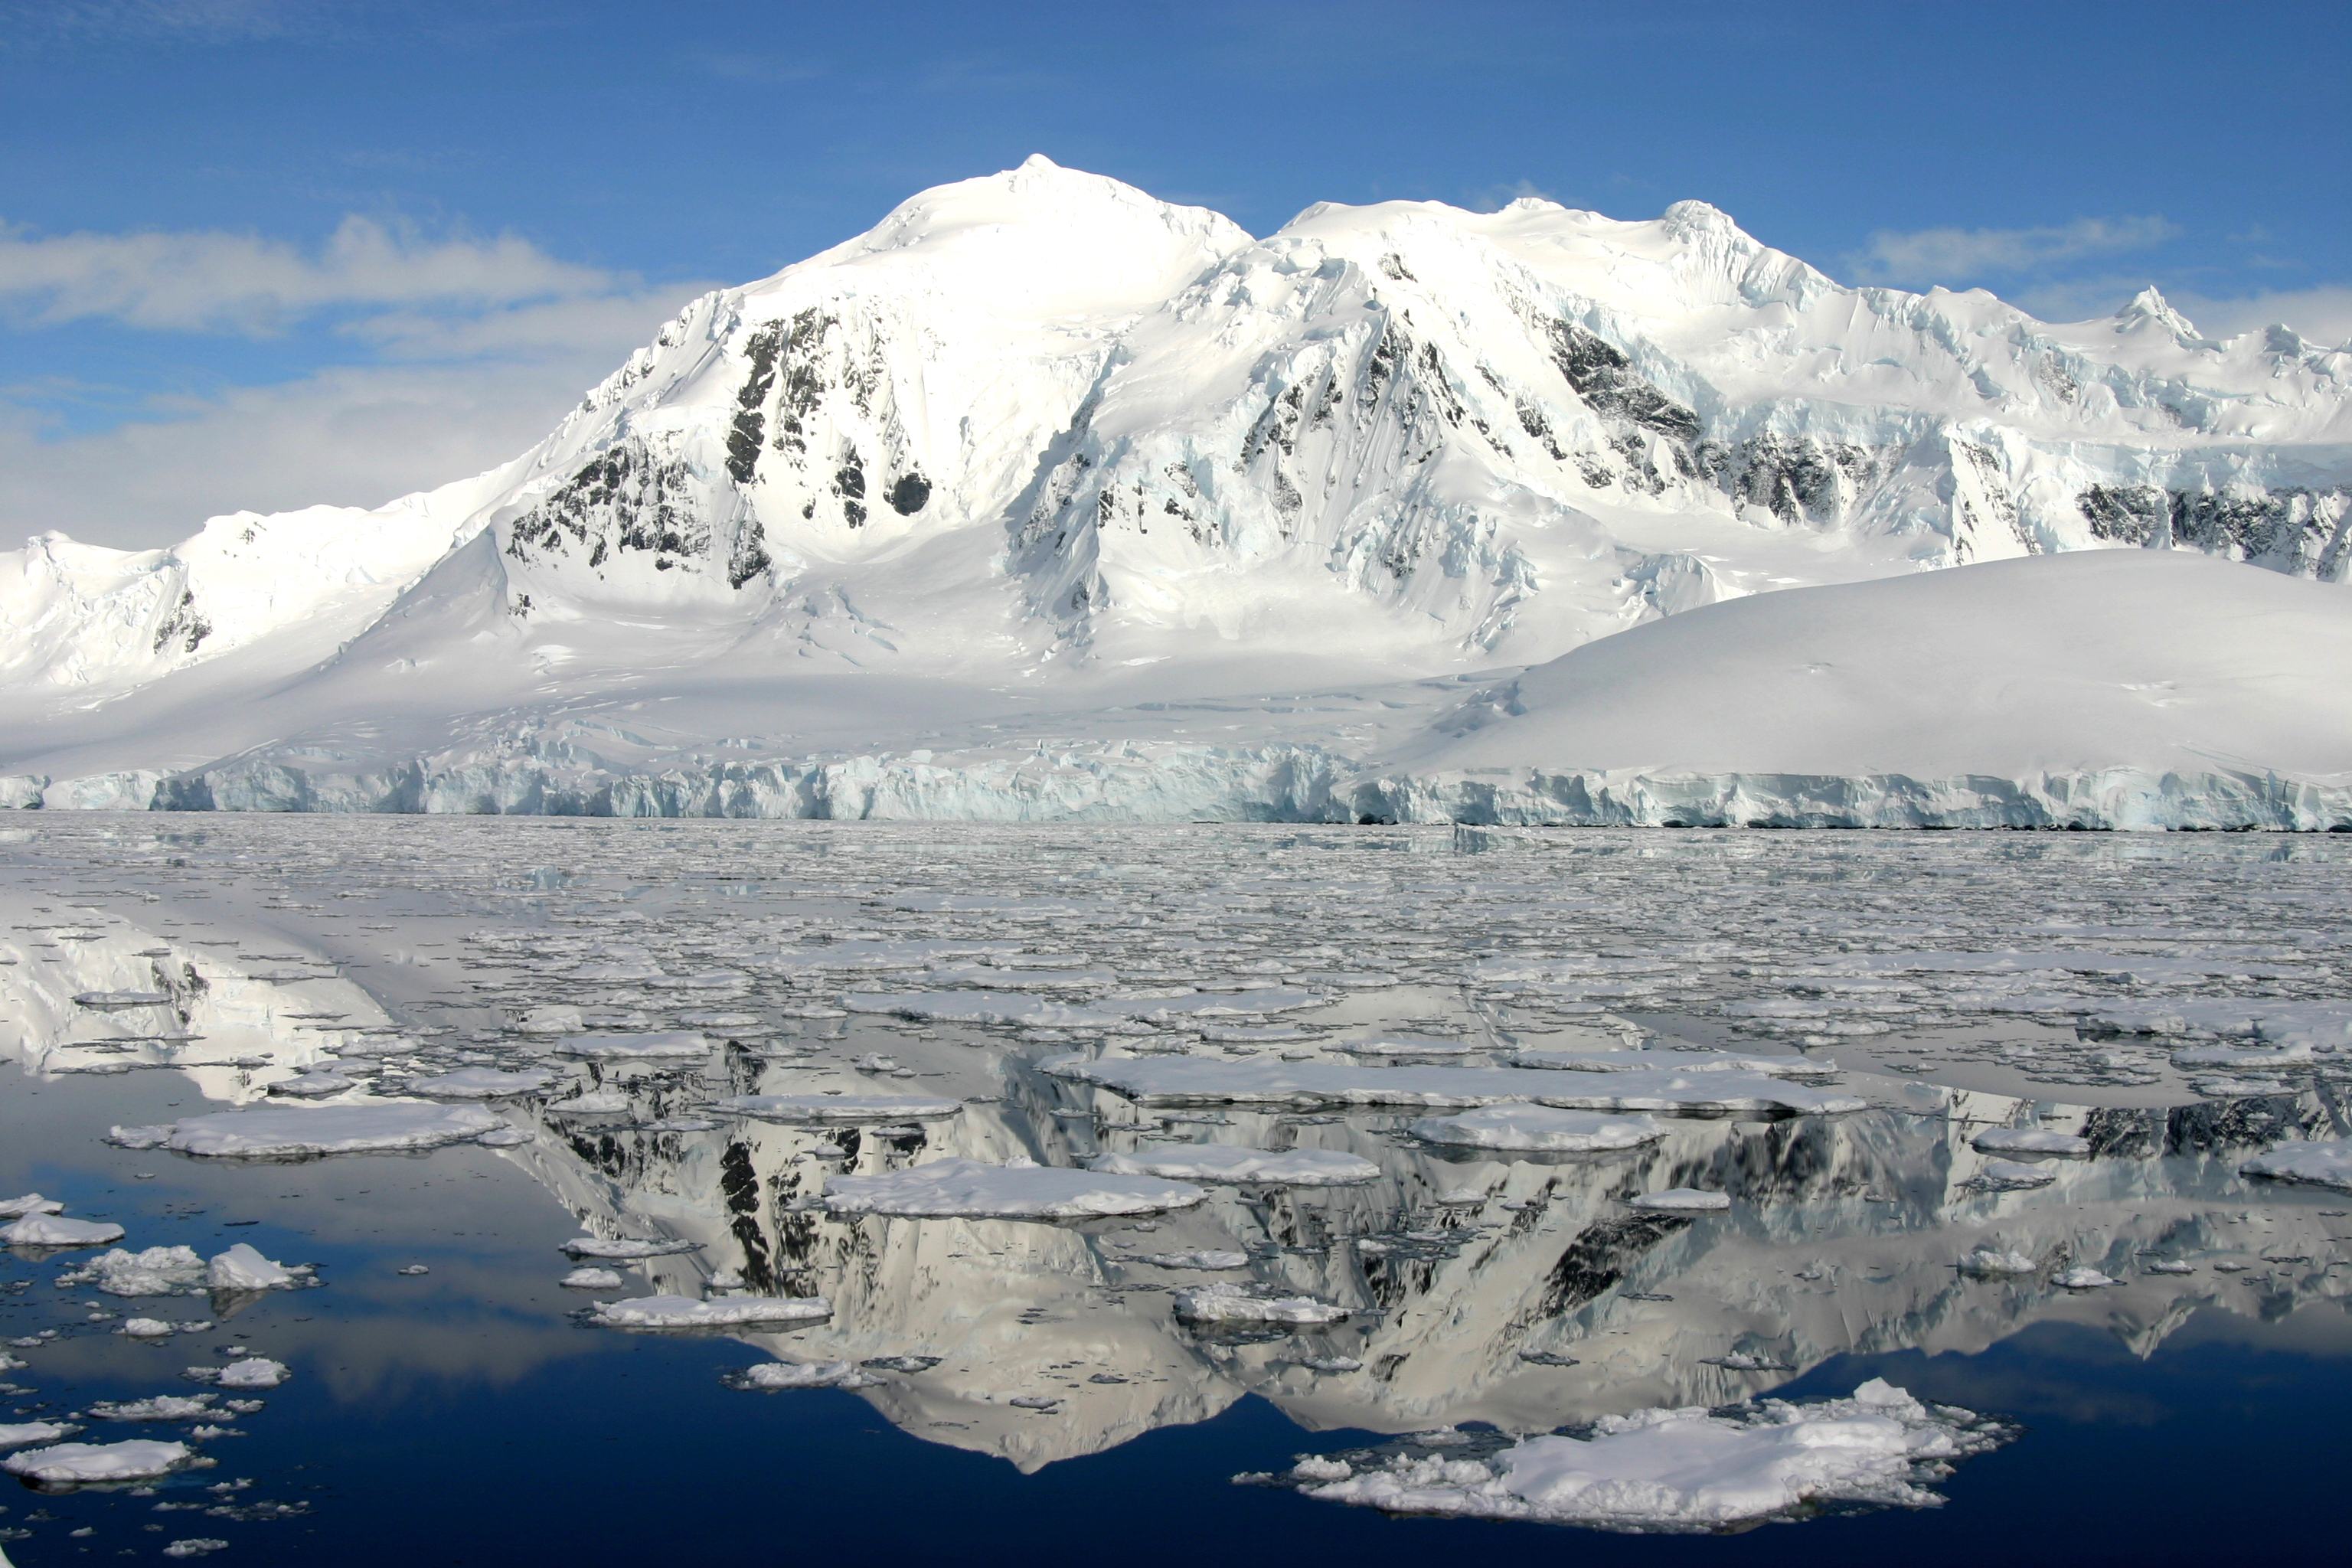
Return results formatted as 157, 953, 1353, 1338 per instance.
0, 0, 320, 44
0, 214, 627, 335
1851, 215, 2177, 287
1466, 178, 1560, 214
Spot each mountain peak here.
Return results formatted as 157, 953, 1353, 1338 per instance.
2115, 285, 2202, 341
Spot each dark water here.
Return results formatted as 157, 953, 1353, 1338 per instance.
2, 817, 2346, 1566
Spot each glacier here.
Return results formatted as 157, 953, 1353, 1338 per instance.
4, 155, 2347, 828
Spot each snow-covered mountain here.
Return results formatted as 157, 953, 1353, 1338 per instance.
4, 156, 2348, 822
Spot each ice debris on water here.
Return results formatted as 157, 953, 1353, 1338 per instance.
107, 1105, 505, 1159
1971, 1128, 2091, 1157
0, 1422, 80, 1447
561, 1237, 700, 1259
1275, 1380, 2011, 1532
58, 1246, 204, 1296
552, 1031, 710, 1060
1958, 1249, 2038, 1277
711, 1093, 960, 1124
727, 1361, 878, 1391
823, 1158, 1206, 1220
1, 1214, 125, 1247
589, 1295, 831, 1328
86, 1396, 217, 1423
207, 1244, 307, 1293
1974, 1159, 2058, 1191
1086, 1146, 1380, 1185
162, 1540, 230, 1558
2054, 1268, 2118, 1289
560, 1267, 626, 1289
1132, 1250, 1250, 1270
1628, 1188, 1731, 1214
1408, 1105, 1663, 1153
0, 1194, 64, 1218
1173, 1283, 1350, 1325
122, 1318, 178, 1338
408, 1067, 556, 1099
2238, 1139, 2352, 1191
2, 1438, 194, 1487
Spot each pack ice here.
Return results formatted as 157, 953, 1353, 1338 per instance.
822, 1158, 1207, 1219
4, 158, 2347, 831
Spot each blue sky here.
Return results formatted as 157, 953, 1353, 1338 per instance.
3, 0, 2347, 547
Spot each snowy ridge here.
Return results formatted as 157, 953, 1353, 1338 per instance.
4, 157, 2350, 822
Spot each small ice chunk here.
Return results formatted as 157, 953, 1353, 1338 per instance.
1628, 1188, 1730, 1214
561, 1237, 701, 1259
266, 1071, 357, 1099
1290, 1379, 2010, 1530
732, 1360, 875, 1390
824, 1158, 1205, 1220
396, 1264, 430, 1276
561, 1267, 626, 1289
712, 1093, 961, 1124
108, 1104, 504, 1158
552, 1031, 711, 1060
589, 1294, 831, 1328
1409, 1105, 1664, 1153
1086, 1147, 1380, 1185
1132, 1250, 1251, 1270
2239, 1139, 2352, 1191
408, 1067, 556, 1099
1971, 1128, 2090, 1157
2, 1438, 192, 1485
122, 1318, 178, 1338
215, 1357, 289, 1389
1043, 1054, 1863, 1115
1514, 1049, 1841, 1080
1295, 1355, 1364, 1372
550, 1089, 632, 1113
1009, 1395, 1062, 1410
59, 1245, 205, 1295
1, 1214, 126, 1247
0, 1421, 79, 1447
513, 1005, 584, 1036
163, 1540, 230, 1558
1172, 1282, 1350, 1325
2054, 1268, 2117, 1289
1338, 1037, 1476, 1056
1957, 1248, 2037, 1276
1975, 1159, 2056, 1191
1292, 1455, 1354, 1481
2146, 1260, 2195, 1275
206, 1243, 299, 1292
86, 1395, 215, 1421
0, 1194, 64, 1218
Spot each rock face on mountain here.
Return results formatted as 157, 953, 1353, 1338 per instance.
2, 156, 2347, 821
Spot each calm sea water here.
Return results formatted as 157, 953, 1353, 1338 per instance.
2, 816, 2345, 1566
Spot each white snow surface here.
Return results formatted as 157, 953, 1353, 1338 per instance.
6, 160, 2345, 831
107, 1103, 505, 1158
822, 1157, 1207, 1219
2239, 1139, 2352, 1190
1408, 1104, 1664, 1152
1297, 1380, 2003, 1531
1086, 1146, 1380, 1185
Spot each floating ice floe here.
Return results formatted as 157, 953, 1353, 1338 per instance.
1628, 1188, 1731, 1214
2192, 1075, 2290, 1098
1407, 1105, 1664, 1153
1512, 1050, 1841, 1081
729, 1360, 877, 1390
163, 1538, 229, 1558
2054, 1268, 2118, 1289
0, 1421, 79, 1447
589, 1294, 831, 1328
86, 1395, 216, 1422
207, 1243, 305, 1292
2170, 1044, 2314, 1070
2, 1438, 194, 1486
560, 1267, 626, 1289
213, 1357, 289, 1389
122, 1318, 178, 1338
73, 990, 174, 1008
1971, 1128, 2091, 1157
108, 1104, 506, 1158
0, 1194, 64, 1218
1975, 1159, 2057, 1191
1173, 1282, 1351, 1325
711, 1093, 962, 1123
409, 1067, 556, 1098
1040, 1055, 1862, 1114
824, 1158, 1206, 1220
841, 991, 1121, 1028
1337, 1037, 1477, 1056
549, 1089, 632, 1113
1958, 1248, 2038, 1276
1279, 1380, 2008, 1532
57, 1245, 205, 1295
1097, 988, 1334, 1022
560, 1237, 701, 1259
552, 1031, 711, 1060
1132, 1250, 1250, 1269
513, 1006, 584, 1035
266, 1071, 357, 1099
2239, 1139, 2352, 1191
1086, 1147, 1380, 1185
2, 1214, 126, 1247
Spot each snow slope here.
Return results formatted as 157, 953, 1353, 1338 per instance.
2, 156, 2347, 824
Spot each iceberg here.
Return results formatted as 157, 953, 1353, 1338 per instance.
823, 1158, 1206, 1220
1407, 1105, 1664, 1152
107, 1103, 505, 1158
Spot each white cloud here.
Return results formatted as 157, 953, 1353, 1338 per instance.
2167, 285, 2352, 348
1851, 215, 2177, 286
0, 214, 621, 335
